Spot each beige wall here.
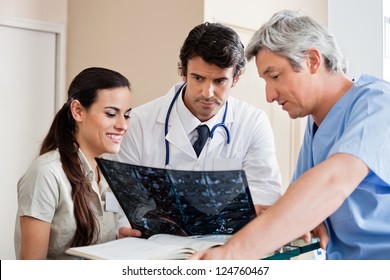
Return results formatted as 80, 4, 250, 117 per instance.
67, 0, 204, 107
0, 0, 327, 107
205, 0, 327, 28
0, 0, 67, 23
67, 0, 327, 108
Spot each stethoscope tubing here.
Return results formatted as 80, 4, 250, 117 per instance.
164, 83, 231, 166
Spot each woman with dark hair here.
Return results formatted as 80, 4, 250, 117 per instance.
15, 67, 141, 259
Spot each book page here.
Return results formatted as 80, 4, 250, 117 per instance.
65, 237, 194, 260
149, 234, 228, 251
65, 234, 228, 260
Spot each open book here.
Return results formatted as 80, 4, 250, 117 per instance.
96, 158, 256, 238
66, 234, 229, 260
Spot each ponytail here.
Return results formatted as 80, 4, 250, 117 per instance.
40, 102, 99, 247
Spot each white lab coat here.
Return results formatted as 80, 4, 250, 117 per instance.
116, 83, 282, 205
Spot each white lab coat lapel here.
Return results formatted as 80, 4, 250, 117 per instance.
207, 127, 228, 151
165, 111, 197, 159
156, 84, 197, 160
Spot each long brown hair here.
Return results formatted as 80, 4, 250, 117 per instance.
40, 67, 130, 247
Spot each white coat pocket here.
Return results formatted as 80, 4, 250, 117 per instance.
213, 158, 243, 170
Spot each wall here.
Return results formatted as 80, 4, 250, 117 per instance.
67, 0, 327, 108
204, 0, 328, 190
67, 0, 204, 107
0, 0, 67, 260
0, 0, 67, 23
329, 0, 390, 82
385, 0, 390, 80
204, 0, 328, 29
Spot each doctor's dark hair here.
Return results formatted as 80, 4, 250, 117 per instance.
179, 22, 246, 77
245, 10, 347, 74
40, 67, 131, 247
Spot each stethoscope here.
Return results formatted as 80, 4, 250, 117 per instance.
164, 83, 231, 166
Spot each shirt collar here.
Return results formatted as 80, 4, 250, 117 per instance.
77, 149, 95, 181
78, 149, 110, 195
177, 86, 227, 135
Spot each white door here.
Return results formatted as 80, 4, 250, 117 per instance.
0, 21, 58, 259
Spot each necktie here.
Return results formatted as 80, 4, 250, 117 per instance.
193, 125, 210, 157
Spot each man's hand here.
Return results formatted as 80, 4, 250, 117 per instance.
302, 222, 329, 250
189, 245, 236, 260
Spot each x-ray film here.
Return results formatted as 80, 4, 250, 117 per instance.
96, 158, 256, 238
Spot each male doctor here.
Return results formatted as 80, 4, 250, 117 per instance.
116, 22, 282, 211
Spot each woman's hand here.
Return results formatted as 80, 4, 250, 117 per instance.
254, 204, 270, 216
117, 226, 142, 238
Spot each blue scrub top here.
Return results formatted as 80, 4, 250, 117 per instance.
292, 74, 390, 259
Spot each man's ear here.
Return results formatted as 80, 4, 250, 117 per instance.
232, 69, 244, 87
306, 49, 321, 74
70, 100, 84, 122
178, 62, 187, 83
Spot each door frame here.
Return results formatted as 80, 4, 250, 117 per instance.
0, 15, 66, 109
0, 15, 65, 259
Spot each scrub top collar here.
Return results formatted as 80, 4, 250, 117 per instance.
310, 77, 357, 139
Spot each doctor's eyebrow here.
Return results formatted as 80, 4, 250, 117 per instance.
189, 73, 229, 82
189, 73, 205, 79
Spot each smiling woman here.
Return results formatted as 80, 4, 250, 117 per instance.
14, 67, 142, 259
73, 86, 132, 158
